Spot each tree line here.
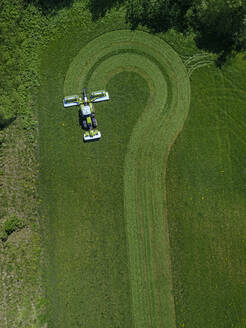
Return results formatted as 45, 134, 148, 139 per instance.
0, 0, 74, 129
125, 0, 246, 62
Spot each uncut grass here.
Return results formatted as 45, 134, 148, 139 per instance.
166, 54, 246, 327
39, 56, 149, 327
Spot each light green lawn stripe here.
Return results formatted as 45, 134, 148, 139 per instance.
129, 52, 175, 326
64, 30, 190, 327
130, 68, 173, 327
138, 91, 187, 327
123, 32, 190, 327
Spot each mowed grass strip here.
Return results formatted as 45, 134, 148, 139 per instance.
166, 54, 246, 327
121, 32, 190, 327
66, 30, 190, 327
39, 24, 163, 326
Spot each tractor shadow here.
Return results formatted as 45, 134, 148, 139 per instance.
78, 110, 86, 130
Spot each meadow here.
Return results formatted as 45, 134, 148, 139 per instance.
28, 6, 246, 328
38, 19, 190, 326
166, 55, 246, 327
1, 1, 246, 327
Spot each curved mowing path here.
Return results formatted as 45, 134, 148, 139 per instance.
64, 30, 190, 327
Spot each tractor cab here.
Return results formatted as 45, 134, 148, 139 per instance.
79, 104, 97, 131
63, 88, 109, 142
82, 105, 91, 116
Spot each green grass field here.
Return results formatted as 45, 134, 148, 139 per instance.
38, 22, 190, 327
1, 1, 246, 327
36, 4, 246, 328
166, 55, 246, 327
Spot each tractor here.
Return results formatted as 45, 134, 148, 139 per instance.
63, 88, 109, 142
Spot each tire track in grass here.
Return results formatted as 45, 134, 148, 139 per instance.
64, 30, 190, 327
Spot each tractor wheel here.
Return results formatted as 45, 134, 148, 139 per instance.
92, 117, 97, 128
78, 110, 83, 126
82, 120, 87, 130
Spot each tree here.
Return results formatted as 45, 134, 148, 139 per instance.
126, 0, 246, 63
186, 0, 246, 54
126, 0, 193, 32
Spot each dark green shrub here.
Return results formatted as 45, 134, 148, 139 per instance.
0, 215, 25, 241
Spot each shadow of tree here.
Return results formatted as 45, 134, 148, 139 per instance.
0, 115, 16, 130
87, 0, 125, 21
24, 0, 74, 14
193, 25, 246, 67
194, 31, 232, 67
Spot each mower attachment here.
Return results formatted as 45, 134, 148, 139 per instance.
90, 90, 110, 103
63, 95, 81, 108
83, 129, 101, 142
